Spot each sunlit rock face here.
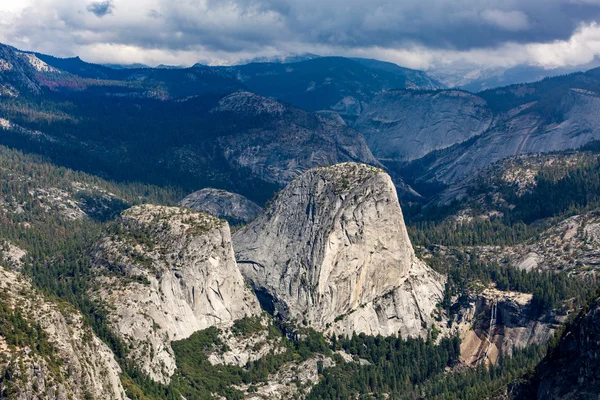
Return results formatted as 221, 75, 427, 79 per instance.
91, 204, 261, 383
234, 163, 445, 338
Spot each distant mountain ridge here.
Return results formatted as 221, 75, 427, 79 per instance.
0, 43, 441, 108
430, 59, 600, 92
356, 68, 600, 197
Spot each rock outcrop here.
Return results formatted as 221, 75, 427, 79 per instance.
213, 92, 381, 187
233, 163, 445, 338
354, 90, 493, 162
474, 210, 600, 275
179, 188, 262, 225
456, 288, 559, 367
91, 204, 261, 383
0, 266, 127, 399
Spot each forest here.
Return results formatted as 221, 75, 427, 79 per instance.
0, 142, 599, 399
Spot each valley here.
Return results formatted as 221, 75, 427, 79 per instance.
0, 40, 600, 400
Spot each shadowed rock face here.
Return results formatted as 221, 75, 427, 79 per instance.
233, 162, 445, 338
212, 92, 381, 188
179, 188, 262, 225
535, 296, 600, 400
355, 90, 493, 162
91, 204, 261, 383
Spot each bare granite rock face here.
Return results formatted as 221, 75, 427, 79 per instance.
91, 204, 261, 383
0, 266, 127, 400
205, 315, 287, 367
456, 288, 560, 367
179, 188, 262, 225
355, 90, 493, 162
233, 163, 445, 338
407, 87, 600, 187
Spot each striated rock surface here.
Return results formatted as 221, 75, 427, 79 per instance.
456, 288, 560, 367
179, 188, 262, 225
233, 163, 445, 338
355, 90, 493, 162
404, 80, 600, 189
91, 204, 261, 383
0, 266, 127, 400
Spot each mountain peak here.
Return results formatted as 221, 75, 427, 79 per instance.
233, 163, 445, 337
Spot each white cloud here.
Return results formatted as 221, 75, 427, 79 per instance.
526, 22, 600, 67
0, 0, 599, 70
0, 1, 32, 13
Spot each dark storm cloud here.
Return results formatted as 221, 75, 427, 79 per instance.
2, 0, 600, 67
194, 0, 600, 50
86, 0, 113, 17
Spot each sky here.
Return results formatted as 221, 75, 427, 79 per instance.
1, 0, 600, 70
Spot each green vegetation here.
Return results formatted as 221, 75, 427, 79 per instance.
0, 146, 182, 396
308, 332, 461, 399
429, 249, 598, 315
169, 324, 330, 399
407, 151, 600, 248
0, 290, 63, 398
0, 293, 55, 357
408, 217, 543, 247
411, 344, 546, 400
0, 131, 598, 399
231, 315, 265, 337
0, 92, 281, 204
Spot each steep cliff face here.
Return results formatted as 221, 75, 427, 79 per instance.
233, 163, 445, 338
179, 188, 263, 225
355, 90, 493, 162
0, 266, 127, 400
457, 288, 559, 367
91, 204, 261, 383
534, 295, 600, 399
403, 83, 600, 189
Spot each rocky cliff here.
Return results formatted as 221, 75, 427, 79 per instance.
212, 91, 381, 187
402, 76, 600, 190
91, 204, 261, 383
0, 266, 127, 400
233, 163, 445, 338
530, 294, 600, 399
179, 188, 262, 225
456, 288, 559, 367
354, 90, 493, 162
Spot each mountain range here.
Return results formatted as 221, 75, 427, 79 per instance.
1, 40, 600, 399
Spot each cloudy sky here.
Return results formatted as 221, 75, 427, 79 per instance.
1, 0, 600, 70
